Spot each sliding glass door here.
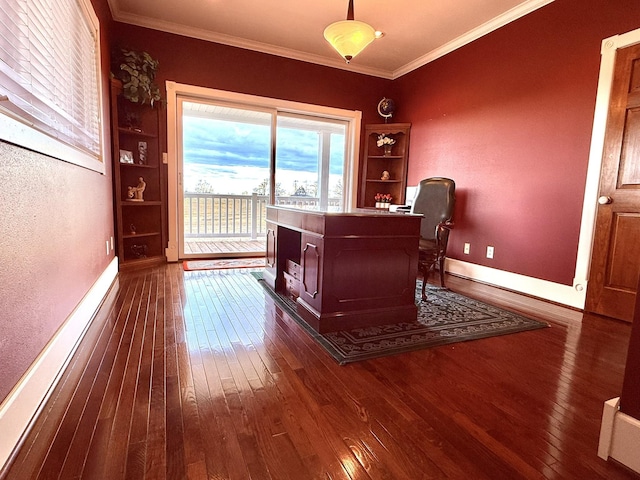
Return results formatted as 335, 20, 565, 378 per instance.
275, 114, 346, 211
166, 82, 361, 262
180, 101, 272, 258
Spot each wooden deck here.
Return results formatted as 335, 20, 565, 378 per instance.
3, 266, 638, 479
184, 238, 265, 256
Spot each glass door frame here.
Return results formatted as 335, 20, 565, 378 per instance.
275, 111, 349, 211
165, 81, 362, 262
178, 98, 274, 259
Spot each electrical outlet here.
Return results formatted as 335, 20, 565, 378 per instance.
464, 243, 470, 254
106, 240, 110, 256
486, 246, 494, 259
110, 236, 114, 251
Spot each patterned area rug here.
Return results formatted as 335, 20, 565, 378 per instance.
255, 273, 549, 364
183, 258, 265, 271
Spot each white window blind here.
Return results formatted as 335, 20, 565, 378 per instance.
0, 0, 102, 169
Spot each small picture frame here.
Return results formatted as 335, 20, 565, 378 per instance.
137, 141, 147, 165
119, 149, 134, 164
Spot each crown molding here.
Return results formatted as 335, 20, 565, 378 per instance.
108, 0, 554, 81
110, 10, 395, 79
392, 0, 555, 79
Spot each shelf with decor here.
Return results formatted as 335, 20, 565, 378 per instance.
359, 123, 411, 208
110, 78, 166, 270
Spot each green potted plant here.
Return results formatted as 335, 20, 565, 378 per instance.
112, 49, 161, 106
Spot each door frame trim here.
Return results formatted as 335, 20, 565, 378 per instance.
575, 28, 640, 307
164, 81, 362, 262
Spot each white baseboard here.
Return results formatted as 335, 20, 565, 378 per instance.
446, 259, 586, 309
598, 397, 640, 474
0, 257, 118, 474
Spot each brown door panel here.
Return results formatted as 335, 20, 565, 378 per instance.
587, 43, 640, 322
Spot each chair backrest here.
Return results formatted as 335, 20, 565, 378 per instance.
410, 177, 456, 240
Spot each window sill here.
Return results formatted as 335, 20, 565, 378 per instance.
0, 112, 105, 174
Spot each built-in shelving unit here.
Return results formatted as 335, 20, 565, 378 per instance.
110, 79, 166, 270
360, 123, 411, 208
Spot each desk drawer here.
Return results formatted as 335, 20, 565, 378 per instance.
286, 259, 301, 280
283, 271, 300, 301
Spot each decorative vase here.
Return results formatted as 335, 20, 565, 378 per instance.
383, 145, 393, 156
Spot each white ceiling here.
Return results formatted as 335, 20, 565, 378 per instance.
107, 0, 553, 79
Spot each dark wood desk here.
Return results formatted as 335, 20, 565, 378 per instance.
264, 206, 421, 333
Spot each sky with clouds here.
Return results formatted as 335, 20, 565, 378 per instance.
183, 116, 344, 196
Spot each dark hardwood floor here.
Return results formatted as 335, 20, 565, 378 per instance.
3, 263, 639, 479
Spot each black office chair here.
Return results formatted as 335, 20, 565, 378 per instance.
410, 177, 456, 300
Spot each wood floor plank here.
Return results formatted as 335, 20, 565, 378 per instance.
69, 274, 146, 479
5, 282, 124, 480
5, 265, 640, 480
143, 269, 168, 479
102, 273, 154, 479
56, 280, 137, 480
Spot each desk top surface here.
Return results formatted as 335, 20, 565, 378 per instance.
266, 205, 421, 237
267, 205, 419, 217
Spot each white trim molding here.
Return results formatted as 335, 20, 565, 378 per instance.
446, 259, 585, 309
392, 0, 554, 79
0, 111, 106, 175
0, 257, 118, 474
598, 398, 640, 474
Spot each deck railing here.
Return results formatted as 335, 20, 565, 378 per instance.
183, 193, 341, 238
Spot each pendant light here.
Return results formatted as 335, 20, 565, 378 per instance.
323, 0, 376, 63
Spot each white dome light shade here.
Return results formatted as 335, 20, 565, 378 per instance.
323, 20, 376, 63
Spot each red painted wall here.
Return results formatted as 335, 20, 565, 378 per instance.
394, 0, 640, 285
0, 0, 115, 403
